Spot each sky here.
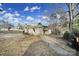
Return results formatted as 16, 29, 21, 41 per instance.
0, 3, 68, 26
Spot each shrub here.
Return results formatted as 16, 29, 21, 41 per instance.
72, 28, 79, 37
63, 31, 74, 41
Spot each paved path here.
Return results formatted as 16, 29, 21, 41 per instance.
24, 35, 76, 56
42, 36, 76, 56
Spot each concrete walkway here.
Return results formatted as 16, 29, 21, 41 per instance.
42, 36, 76, 56
23, 35, 76, 56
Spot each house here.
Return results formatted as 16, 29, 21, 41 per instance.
23, 25, 51, 35
23, 25, 44, 35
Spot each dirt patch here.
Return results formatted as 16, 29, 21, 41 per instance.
0, 33, 42, 56
23, 40, 58, 56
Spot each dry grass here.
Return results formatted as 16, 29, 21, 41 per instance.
0, 33, 42, 56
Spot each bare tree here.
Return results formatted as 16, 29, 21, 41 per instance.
17, 23, 23, 29
0, 20, 14, 31
68, 3, 73, 32
49, 8, 67, 35
66, 3, 79, 32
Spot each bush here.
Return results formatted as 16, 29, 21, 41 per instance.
52, 28, 61, 35
72, 28, 79, 37
63, 31, 74, 41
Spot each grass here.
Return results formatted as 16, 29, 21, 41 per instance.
0, 33, 42, 56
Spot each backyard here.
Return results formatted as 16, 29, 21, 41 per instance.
0, 31, 77, 56
0, 3, 79, 56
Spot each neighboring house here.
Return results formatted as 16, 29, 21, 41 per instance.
23, 25, 44, 35
23, 25, 52, 35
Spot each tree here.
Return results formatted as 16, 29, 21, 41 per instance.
0, 8, 3, 31
50, 8, 66, 25
38, 22, 41, 25
49, 8, 67, 35
7, 23, 14, 31
0, 20, 14, 31
50, 12, 57, 25
17, 23, 23, 29
66, 3, 79, 33
0, 20, 5, 31
4, 21, 14, 31
68, 3, 73, 32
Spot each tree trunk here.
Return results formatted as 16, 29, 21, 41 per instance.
69, 3, 73, 33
